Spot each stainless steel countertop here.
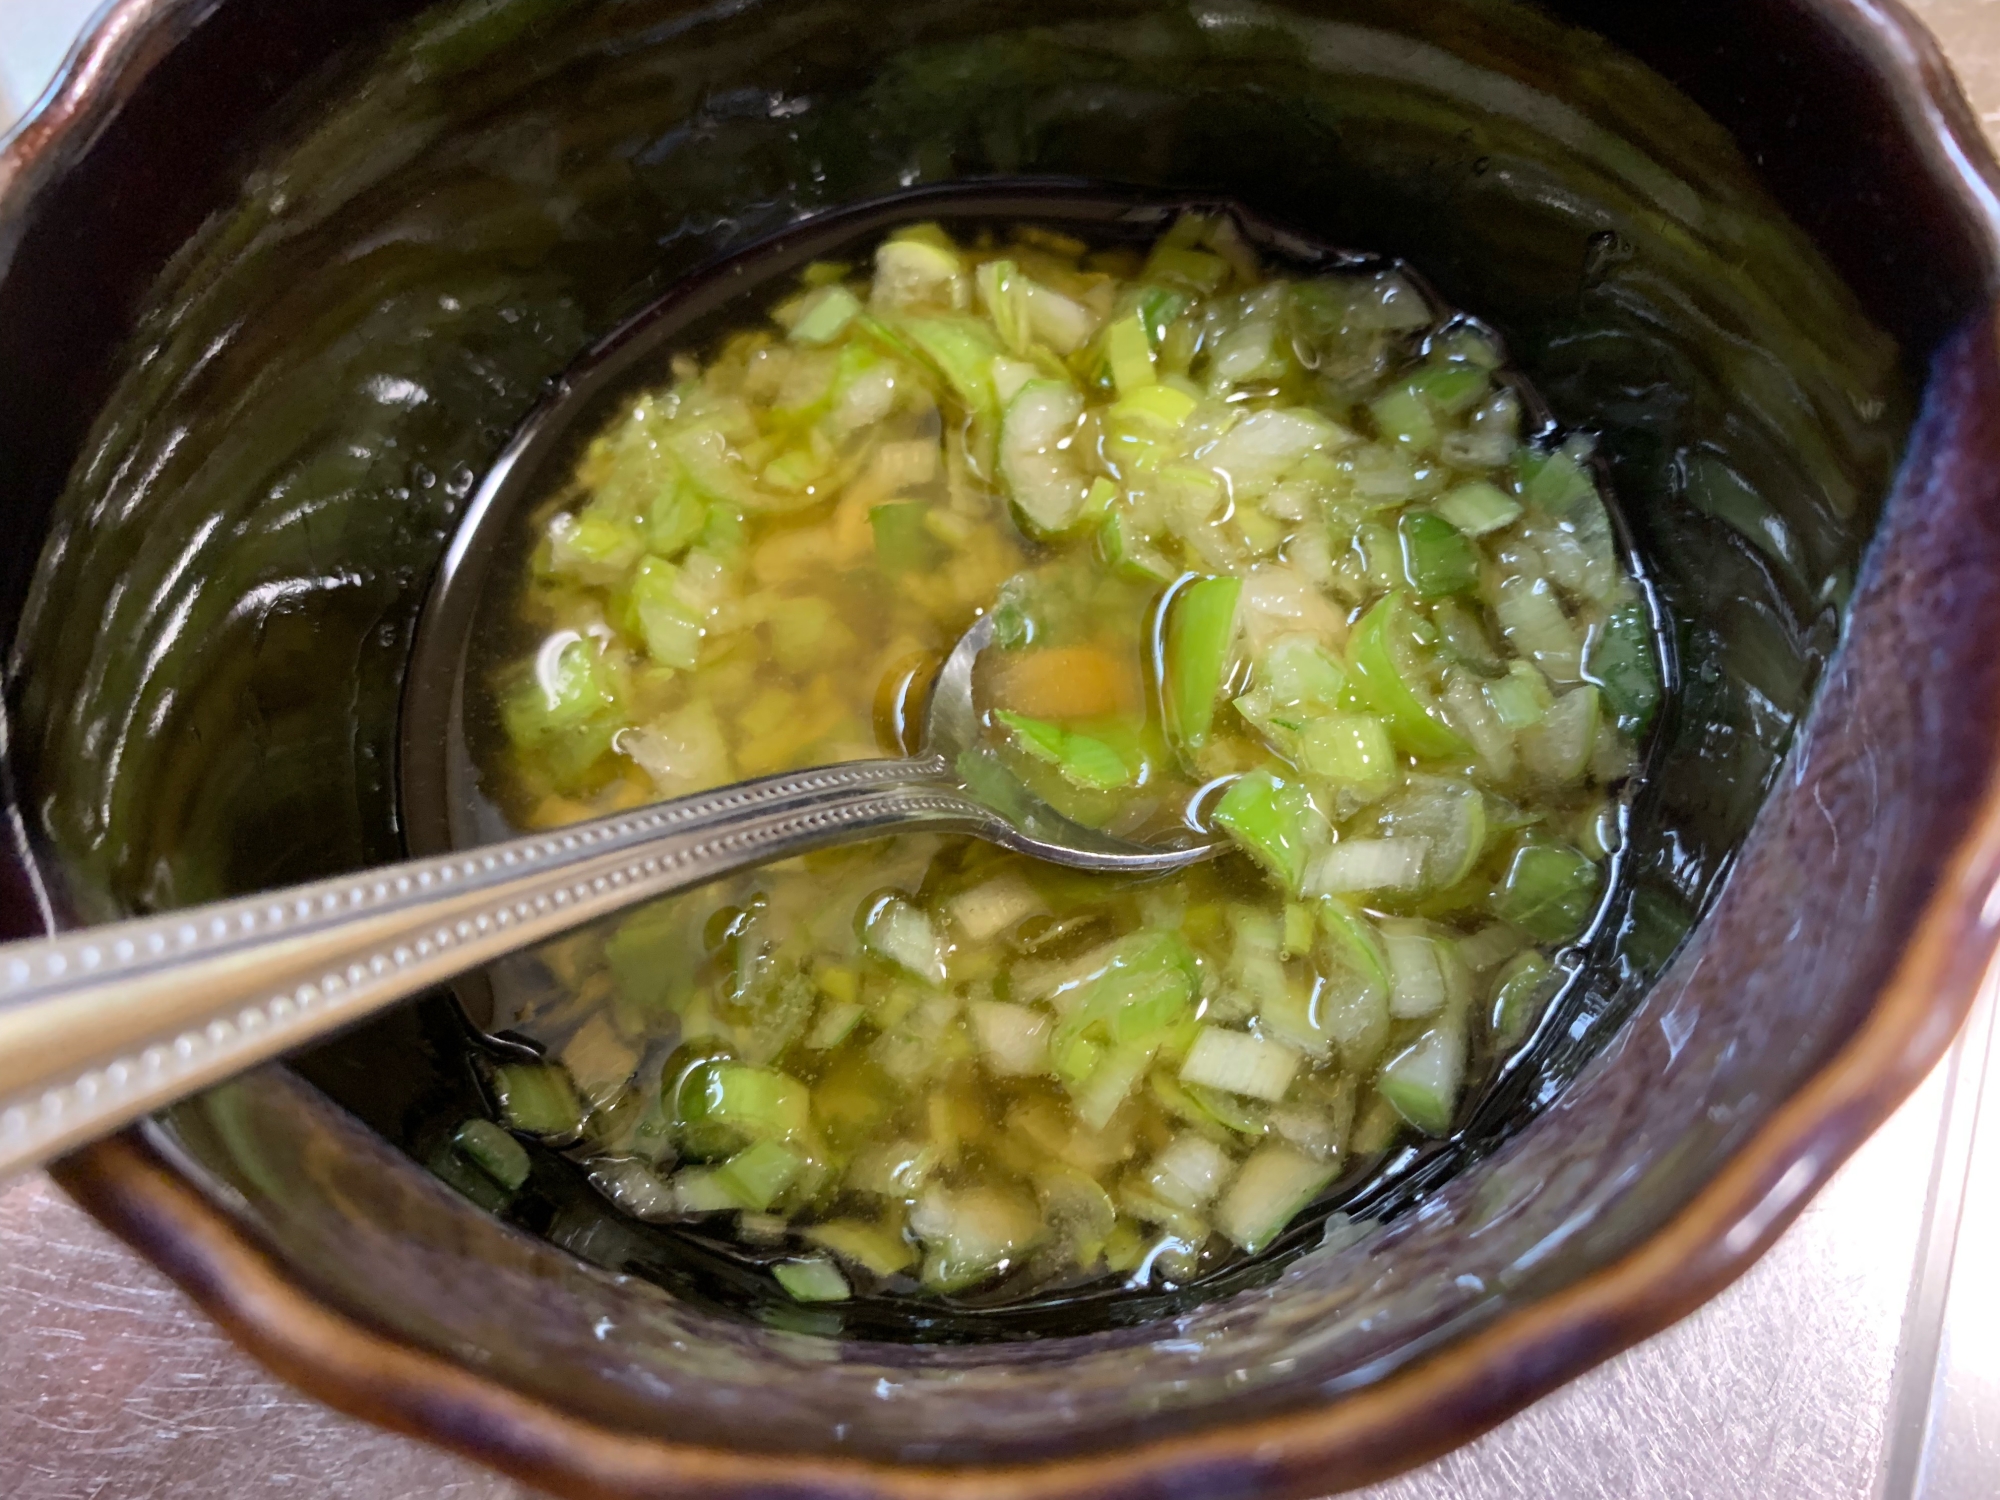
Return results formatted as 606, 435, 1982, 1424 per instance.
6, 2, 2000, 1494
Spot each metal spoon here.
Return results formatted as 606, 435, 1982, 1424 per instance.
0, 185, 1257, 1179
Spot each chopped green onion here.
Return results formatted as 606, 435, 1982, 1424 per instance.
1297, 712, 1396, 798
452, 1118, 531, 1191
698, 502, 747, 561
559, 1015, 640, 1109
1587, 599, 1661, 736
1435, 480, 1522, 537
970, 998, 1052, 1076
1307, 837, 1429, 895
1025, 282, 1099, 353
1281, 902, 1316, 959
1398, 512, 1479, 597
1318, 977, 1390, 1069
1377, 1020, 1466, 1136
1433, 598, 1504, 674
626, 557, 704, 670
1071, 1040, 1158, 1129
1519, 685, 1600, 783
1098, 506, 1177, 584
1165, 575, 1244, 755
547, 507, 644, 584
1343, 595, 1471, 760
1110, 382, 1198, 429
897, 315, 1001, 421
999, 379, 1091, 536
974, 259, 1031, 354
501, 632, 623, 746
714, 1138, 805, 1211
1183, 1081, 1269, 1137
1489, 949, 1557, 1045
1134, 285, 1191, 343
670, 1166, 742, 1214
1457, 922, 1526, 974
912, 1185, 1043, 1292
1369, 384, 1437, 451
645, 487, 707, 562
1374, 776, 1487, 889
1410, 362, 1490, 416
1442, 673, 1516, 779
1215, 1144, 1336, 1252
1201, 409, 1347, 496
678, 1062, 812, 1147
1257, 637, 1346, 708
860, 893, 947, 984
1053, 930, 1200, 1049
1179, 1026, 1303, 1102
1493, 839, 1601, 943
805, 999, 864, 1050
1494, 575, 1582, 681
995, 709, 1135, 791
1053, 1032, 1102, 1088
490, 1062, 583, 1138
1382, 924, 1448, 1018
990, 355, 1037, 405
946, 875, 1045, 941
1106, 311, 1157, 395
1485, 660, 1552, 730
669, 426, 759, 509
773, 1257, 852, 1302
788, 284, 861, 345
1147, 1132, 1236, 1209
1212, 770, 1321, 894
1516, 444, 1598, 514
1143, 244, 1230, 292
1319, 897, 1391, 989
427, 1139, 512, 1212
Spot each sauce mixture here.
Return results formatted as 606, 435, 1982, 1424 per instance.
446, 214, 1657, 1306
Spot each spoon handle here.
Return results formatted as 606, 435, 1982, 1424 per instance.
0, 754, 988, 1179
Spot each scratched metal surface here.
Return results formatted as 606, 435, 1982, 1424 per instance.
5, 0, 2000, 1494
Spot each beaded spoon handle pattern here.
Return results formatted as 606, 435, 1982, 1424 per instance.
0, 756, 979, 1176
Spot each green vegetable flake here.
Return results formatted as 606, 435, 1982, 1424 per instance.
1212, 770, 1321, 894
1398, 511, 1479, 597
1587, 600, 1662, 736
1166, 575, 1244, 756
1493, 839, 1602, 943
490, 1062, 583, 1138
453, 1118, 532, 1191
774, 1257, 852, 1303
1343, 596, 1470, 760
995, 710, 1136, 791
789, 284, 861, 346
1298, 713, 1396, 796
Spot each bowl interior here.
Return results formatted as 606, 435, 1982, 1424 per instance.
3, 0, 1993, 1476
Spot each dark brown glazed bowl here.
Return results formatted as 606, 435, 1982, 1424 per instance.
5, 0, 2000, 1494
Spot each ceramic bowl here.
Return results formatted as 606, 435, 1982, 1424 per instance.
3, 0, 2000, 1494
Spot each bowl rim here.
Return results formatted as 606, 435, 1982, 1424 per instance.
13, 0, 2000, 1493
